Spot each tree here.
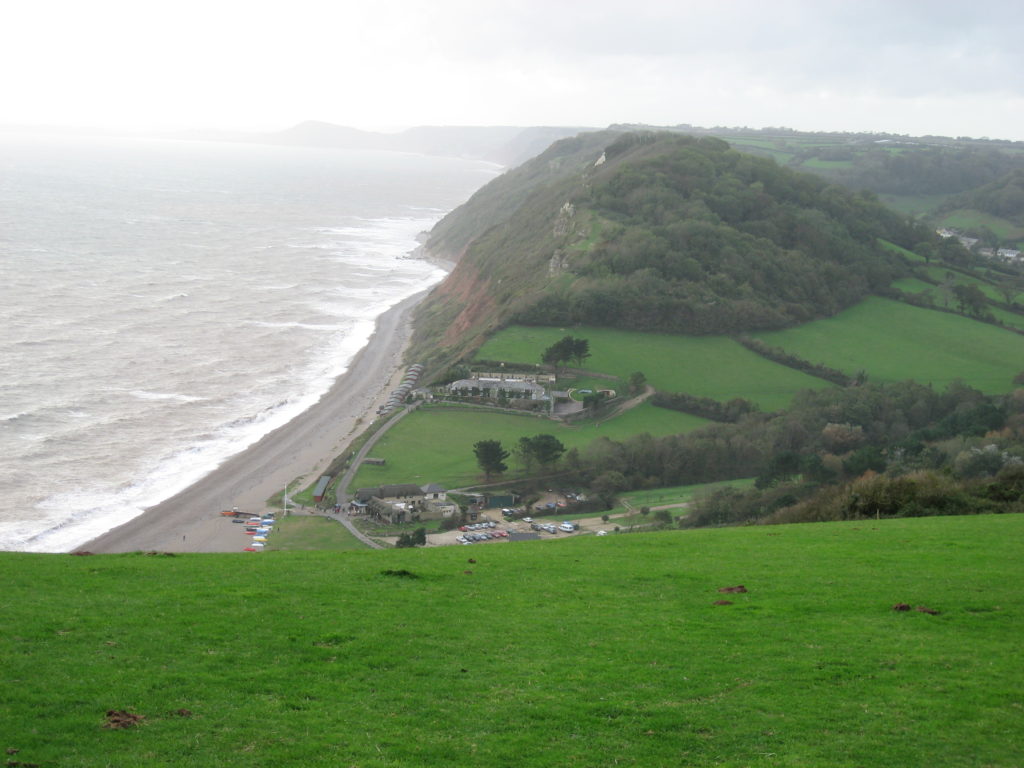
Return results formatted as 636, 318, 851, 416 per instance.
515, 436, 537, 473
473, 439, 509, 480
520, 436, 569, 473
571, 337, 591, 366
395, 528, 426, 548
627, 371, 647, 396
591, 470, 627, 508
541, 335, 590, 374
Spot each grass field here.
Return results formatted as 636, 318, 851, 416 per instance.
878, 238, 926, 262
619, 478, 757, 509
877, 193, 948, 218
754, 297, 1024, 393
890, 277, 937, 293
477, 326, 832, 411
2, 514, 1021, 767
350, 403, 710, 490
918, 265, 1004, 303
938, 208, 1024, 241
265, 516, 366, 551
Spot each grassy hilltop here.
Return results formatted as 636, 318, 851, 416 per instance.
2, 514, 1022, 767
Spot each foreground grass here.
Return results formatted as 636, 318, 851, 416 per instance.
1, 515, 1021, 766
755, 297, 1024, 393
477, 325, 831, 411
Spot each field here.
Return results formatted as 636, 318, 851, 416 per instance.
477, 325, 832, 411
937, 208, 1024, 243
754, 297, 1024, 393
350, 403, 709, 490
877, 193, 949, 218
265, 516, 365, 552
2, 514, 1021, 767
619, 478, 757, 509
890, 276, 937, 294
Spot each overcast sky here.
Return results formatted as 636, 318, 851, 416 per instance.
2, 0, 1020, 140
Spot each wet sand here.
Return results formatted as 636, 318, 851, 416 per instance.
82, 292, 426, 553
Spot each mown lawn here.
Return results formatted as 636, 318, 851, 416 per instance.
2, 514, 1021, 767
265, 515, 366, 551
351, 403, 709, 490
477, 325, 832, 411
754, 297, 1024, 393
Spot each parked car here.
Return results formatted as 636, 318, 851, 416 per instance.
522, 517, 533, 523
558, 523, 575, 533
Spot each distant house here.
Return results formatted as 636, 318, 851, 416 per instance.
448, 377, 548, 401
422, 483, 447, 501
358, 482, 457, 523
421, 483, 458, 519
473, 371, 556, 384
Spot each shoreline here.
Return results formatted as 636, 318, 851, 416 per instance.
81, 290, 429, 554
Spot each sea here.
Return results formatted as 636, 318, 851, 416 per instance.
0, 132, 497, 552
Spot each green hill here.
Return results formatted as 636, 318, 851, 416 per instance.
410, 131, 935, 372
3, 515, 1022, 767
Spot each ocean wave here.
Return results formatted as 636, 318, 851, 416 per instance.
128, 390, 207, 403
0, 138, 488, 552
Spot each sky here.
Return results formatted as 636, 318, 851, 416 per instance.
2, 0, 1021, 140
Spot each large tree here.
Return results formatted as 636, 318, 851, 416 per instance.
541, 335, 590, 375
520, 434, 566, 470
473, 439, 510, 480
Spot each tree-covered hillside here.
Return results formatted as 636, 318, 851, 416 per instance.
411, 131, 937, 371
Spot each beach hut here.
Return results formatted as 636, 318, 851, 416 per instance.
313, 475, 332, 503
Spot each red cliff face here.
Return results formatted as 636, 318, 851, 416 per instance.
431, 262, 498, 348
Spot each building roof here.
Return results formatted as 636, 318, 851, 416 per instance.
422, 483, 446, 494
379, 483, 425, 498
449, 378, 545, 392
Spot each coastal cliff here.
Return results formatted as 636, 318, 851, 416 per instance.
409, 130, 937, 375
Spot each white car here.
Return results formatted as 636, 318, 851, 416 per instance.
596, 530, 608, 536
522, 517, 533, 523
558, 523, 575, 533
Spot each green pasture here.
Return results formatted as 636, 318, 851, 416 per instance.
890, 277, 937, 294
919, 265, 1004, 303
266, 515, 366, 552
799, 158, 854, 170
2, 514, 1021, 767
877, 193, 947, 218
938, 208, 1024, 241
755, 296, 1024, 393
879, 238, 926, 262
477, 325, 832, 411
619, 478, 758, 510
350, 403, 709, 490
989, 305, 1024, 332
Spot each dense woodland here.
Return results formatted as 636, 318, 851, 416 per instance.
514, 134, 935, 333
557, 376, 1024, 526
794, 144, 1024, 197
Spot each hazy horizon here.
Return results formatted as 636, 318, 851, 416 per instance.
2, 0, 1021, 142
